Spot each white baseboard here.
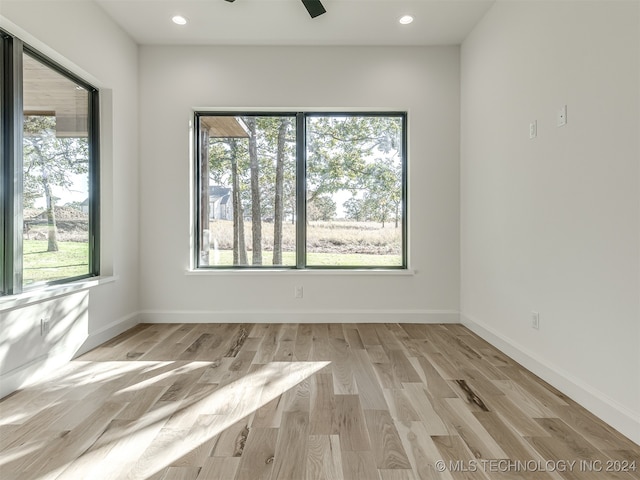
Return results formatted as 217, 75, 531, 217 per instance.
461, 313, 640, 446
138, 309, 460, 324
0, 311, 140, 400
0, 352, 69, 400
74, 311, 140, 357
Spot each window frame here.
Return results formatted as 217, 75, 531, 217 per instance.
0, 30, 100, 296
194, 111, 407, 270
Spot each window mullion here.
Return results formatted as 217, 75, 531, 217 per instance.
401, 112, 408, 269
0, 35, 5, 295
2, 37, 24, 294
193, 114, 202, 269
295, 112, 306, 269
88, 88, 100, 276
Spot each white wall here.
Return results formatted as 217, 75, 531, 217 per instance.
461, 1, 640, 443
138, 46, 460, 323
0, 1, 140, 397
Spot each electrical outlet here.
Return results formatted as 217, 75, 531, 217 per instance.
531, 311, 540, 330
529, 120, 537, 139
294, 286, 303, 299
40, 318, 50, 336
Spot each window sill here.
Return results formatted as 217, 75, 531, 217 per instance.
185, 269, 416, 276
0, 275, 118, 312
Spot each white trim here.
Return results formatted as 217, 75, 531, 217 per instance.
185, 269, 416, 276
73, 311, 140, 357
0, 276, 119, 312
139, 309, 459, 324
461, 313, 640, 446
193, 107, 410, 113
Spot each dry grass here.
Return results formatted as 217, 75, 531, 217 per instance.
208, 219, 401, 255
24, 207, 89, 242
24, 222, 89, 242
307, 221, 401, 255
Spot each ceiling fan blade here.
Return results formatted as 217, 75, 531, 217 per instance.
224, 0, 325, 18
301, 0, 326, 18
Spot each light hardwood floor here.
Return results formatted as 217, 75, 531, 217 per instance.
1, 323, 638, 480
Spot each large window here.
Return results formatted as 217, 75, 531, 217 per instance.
1, 32, 99, 295
195, 112, 406, 269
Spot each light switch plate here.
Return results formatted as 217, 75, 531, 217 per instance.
557, 105, 567, 127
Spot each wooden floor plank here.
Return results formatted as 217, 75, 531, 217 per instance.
549, 405, 640, 452
253, 324, 281, 364
234, 427, 278, 480
423, 352, 460, 381
383, 389, 421, 422
249, 395, 285, 429
271, 411, 310, 480
306, 434, 345, 480
341, 450, 382, 480
414, 355, 457, 398
387, 350, 422, 383
438, 397, 508, 460
344, 326, 365, 350
294, 324, 313, 361
525, 436, 617, 480
310, 373, 337, 435
394, 421, 456, 480
310, 324, 332, 361
431, 435, 489, 480
282, 376, 311, 412
374, 360, 404, 389
196, 457, 240, 480
140, 324, 196, 361
352, 349, 389, 410
402, 383, 450, 435
492, 380, 555, 418
273, 324, 297, 362
378, 469, 417, 480
335, 395, 372, 452
364, 409, 412, 469
499, 366, 570, 409
160, 466, 201, 480
23, 401, 127, 477
481, 394, 550, 437
367, 345, 392, 364
125, 427, 192, 480
355, 324, 381, 346
210, 417, 249, 457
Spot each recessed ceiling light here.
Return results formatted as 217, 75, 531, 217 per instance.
172, 15, 188, 25
399, 15, 414, 25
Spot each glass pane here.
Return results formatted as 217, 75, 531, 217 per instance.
22, 53, 90, 287
306, 115, 403, 267
198, 115, 297, 267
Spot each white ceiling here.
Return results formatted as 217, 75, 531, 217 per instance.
94, 0, 495, 46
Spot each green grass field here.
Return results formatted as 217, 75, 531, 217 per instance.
23, 240, 89, 286
208, 249, 401, 267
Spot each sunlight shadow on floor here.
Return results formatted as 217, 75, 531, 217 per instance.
16, 360, 332, 479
